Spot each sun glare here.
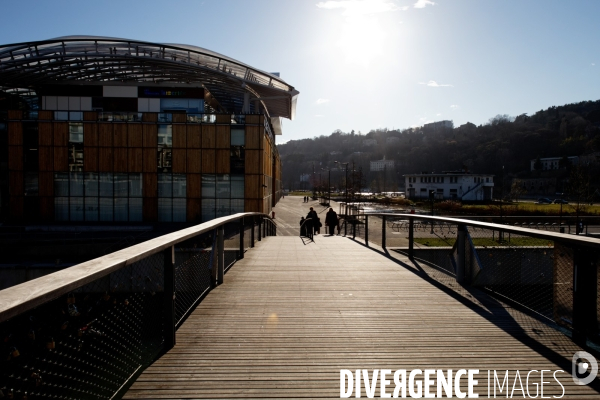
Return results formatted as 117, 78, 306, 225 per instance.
337, 15, 386, 67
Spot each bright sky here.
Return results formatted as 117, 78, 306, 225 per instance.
1, 0, 599, 143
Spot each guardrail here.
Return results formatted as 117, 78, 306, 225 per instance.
348, 213, 600, 347
0, 213, 276, 400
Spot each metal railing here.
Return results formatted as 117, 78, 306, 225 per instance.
0, 213, 276, 400
350, 213, 600, 346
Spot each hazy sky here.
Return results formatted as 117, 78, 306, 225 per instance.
1, 1, 599, 143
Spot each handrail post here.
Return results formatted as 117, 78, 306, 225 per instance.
572, 248, 598, 344
353, 220, 356, 239
365, 215, 369, 245
251, 219, 255, 248
456, 224, 466, 284
382, 215, 386, 248
163, 246, 176, 350
408, 218, 414, 259
258, 218, 262, 241
239, 218, 244, 259
217, 225, 224, 285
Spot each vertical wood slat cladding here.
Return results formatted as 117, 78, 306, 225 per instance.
245, 175, 259, 199
9, 197, 24, 220
7, 110, 22, 120
38, 172, 54, 197
84, 147, 98, 171
53, 122, 68, 147
186, 174, 201, 198
83, 123, 98, 147
172, 149, 186, 173
128, 124, 143, 147
113, 124, 128, 147
143, 148, 156, 172
143, 173, 157, 197
8, 146, 23, 171
216, 150, 230, 173
38, 111, 53, 120
39, 147, 54, 171
98, 123, 113, 147
245, 126, 260, 149
201, 125, 216, 148
244, 198, 261, 213
39, 197, 54, 221
38, 122, 53, 146
113, 148, 128, 172
143, 197, 158, 221
216, 125, 230, 148
128, 148, 143, 172
54, 147, 68, 171
172, 113, 187, 123
142, 113, 158, 122
83, 112, 97, 121
216, 114, 230, 123
9, 171, 23, 196
186, 198, 202, 223
172, 125, 186, 148
201, 150, 215, 173
98, 148, 114, 172
143, 125, 158, 148
186, 125, 201, 148
245, 115, 260, 124
186, 149, 201, 173
245, 150, 260, 174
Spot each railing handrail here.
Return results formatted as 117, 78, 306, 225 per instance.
362, 213, 600, 249
0, 212, 271, 323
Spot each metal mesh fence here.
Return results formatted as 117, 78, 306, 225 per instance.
224, 222, 241, 272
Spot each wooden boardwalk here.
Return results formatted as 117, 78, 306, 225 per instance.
124, 236, 599, 399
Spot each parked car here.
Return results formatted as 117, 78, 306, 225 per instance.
537, 198, 552, 204
553, 199, 568, 204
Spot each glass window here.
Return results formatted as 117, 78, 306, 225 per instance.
231, 199, 244, 214
54, 111, 68, 120
231, 128, 245, 146
201, 199, 215, 222
114, 198, 128, 221
55, 172, 69, 196
85, 197, 98, 221
172, 174, 186, 198
158, 173, 172, 197
173, 198, 186, 222
99, 173, 113, 197
158, 198, 172, 222
99, 197, 113, 221
69, 123, 84, 143
158, 147, 172, 171
216, 199, 230, 218
216, 174, 230, 198
114, 173, 128, 197
158, 125, 172, 147
85, 173, 99, 197
25, 172, 39, 196
129, 173, 142, 197
231, 175, 244, 198
69, 112, 83, 121
202, 174, 216, 198
55, 197, 69, 221
69, 172, 84, 196
70, 197, 84, 221
129, 198, 142, 221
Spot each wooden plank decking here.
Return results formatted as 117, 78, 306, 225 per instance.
124, 236, 599, 399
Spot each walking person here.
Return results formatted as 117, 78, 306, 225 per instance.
325, 207, 338, 236
307, 207, 318, 237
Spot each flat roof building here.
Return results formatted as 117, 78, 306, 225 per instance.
404, 172, 494, 201
0, 36, 299, 224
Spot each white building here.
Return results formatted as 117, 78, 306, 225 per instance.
530, 156, 578, 171
404, 172, 494, 201
370, 159, 395, 172
423, 120, 453, 132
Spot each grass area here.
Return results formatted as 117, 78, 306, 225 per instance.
458, 203, 600, 216
414, 237, 554, 247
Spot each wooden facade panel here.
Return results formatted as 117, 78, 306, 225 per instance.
98, 123, 113, 147
245, 150, 260, 174
186, 198, 202, 223
216, 114, 230, 123
244, 198, 262, 213
8, 122, 22, 146
172, 113, 187, 123
128, 148, 143, 172
216, 125, 230, 148
9, 197, 24, 220
39, 172, 54, 197
128, 124, 143, 147
38, 111, 53, 120
8, 146, 23, 171
83, 112, 97, 121
113, 123, 128, 147
245, 126, 261, 149
113, 148, 128, 172
39, 147, 54, 171
54, 147, 68, 171
53, 122, 68, 147
38, 122, 53, 146
83, 123, 98, 147
98, 148, 113, 172
143, 197, 158, 221
201, 125, 216, 148
142, 113, 158, 122
143, 125, 158, 147
186, 174, 201, 198
9, 171, 23, 196
39, 197, 54, 221
84, 147, 98, 171
216, 149, 230, 174
245, 115, 260, 124
172, 125, 187, 148
201, 149, 215, 173
186, 149, 201, 173
143, 173, 157, 197
143, 148, 157, 172
245, 175, 260, 199
172, 149, 187, 173
186, 125, 201, 148
7, 110, 22, 120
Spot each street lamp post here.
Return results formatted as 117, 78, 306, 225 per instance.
335, 161, 349, 214
321, 168, 331, 206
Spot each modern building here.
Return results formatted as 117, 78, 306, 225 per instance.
370, 158, 394, 172
530, 156, 578, 171
404, 172, 494, 201
0, 36, 299, 223
423, 120, 453, 132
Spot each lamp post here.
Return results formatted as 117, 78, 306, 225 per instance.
321, 168, 331, 206
335, 161, 349, 214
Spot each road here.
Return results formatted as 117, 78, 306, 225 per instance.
271, 195, 340, 236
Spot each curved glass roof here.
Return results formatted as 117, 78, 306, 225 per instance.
0, 36, 298, 119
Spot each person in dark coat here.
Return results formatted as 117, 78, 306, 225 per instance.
306, 207, 318, 238
325, 208, 338, 236
300, 217, 308, 237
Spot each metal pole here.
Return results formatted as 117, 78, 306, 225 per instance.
163, 246, 175, 349
258, 219, 262, 241
456, 225, 466, 284
239, 218, 244, 259
382, 215, 386, 248
251, 219, 255, 248
572, 248, 598, 344
328, 169, 331, 206
365, 215, 369, 245
217, 226, 224, 285
408, 218, 414, 259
